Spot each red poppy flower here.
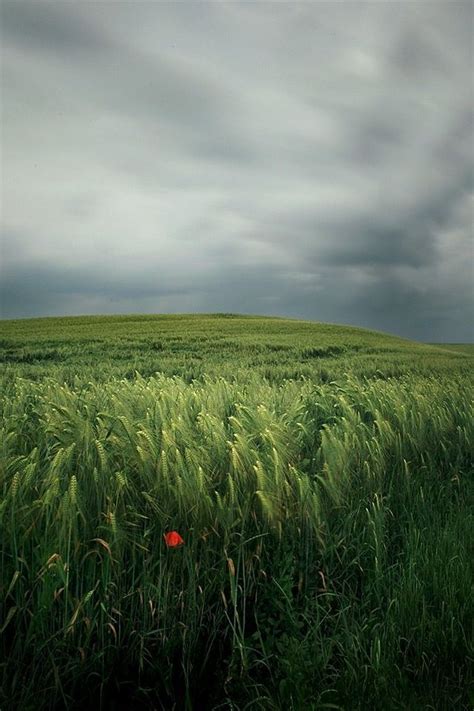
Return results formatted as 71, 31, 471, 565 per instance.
164, 531, 184, 548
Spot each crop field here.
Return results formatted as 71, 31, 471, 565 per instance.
1, 315, 473, 710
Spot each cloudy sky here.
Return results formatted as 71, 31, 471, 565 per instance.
1, 1, 472, 341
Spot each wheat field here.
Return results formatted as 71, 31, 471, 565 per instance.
1, 315, 473, 709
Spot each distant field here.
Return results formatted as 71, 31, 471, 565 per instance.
432, 343, 474, 355
1, 315, 473, 710
1, 313, 471, 384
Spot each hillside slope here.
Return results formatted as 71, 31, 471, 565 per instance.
1, 313, 470, 384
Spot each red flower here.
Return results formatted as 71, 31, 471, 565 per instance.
164, 531, 184, 548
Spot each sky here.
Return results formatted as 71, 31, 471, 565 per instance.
1, 1, 473, 341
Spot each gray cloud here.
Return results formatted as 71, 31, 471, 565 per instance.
1, 1, 106, 54
1, 1, 473, 341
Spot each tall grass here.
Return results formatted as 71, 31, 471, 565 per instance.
1, 316, 473, 709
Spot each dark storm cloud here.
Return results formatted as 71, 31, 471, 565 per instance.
316, 169, 473, 269
1, 1, 106, 54
1, 1, 473, 340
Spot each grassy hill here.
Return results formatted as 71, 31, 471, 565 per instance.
1, 313, 470, 385
1, 315, 472, 710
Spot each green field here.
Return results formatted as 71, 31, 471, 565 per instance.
1, 315, 473, 709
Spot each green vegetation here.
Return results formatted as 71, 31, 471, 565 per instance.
1, 314, 470, 385
1, 315, 473, 710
